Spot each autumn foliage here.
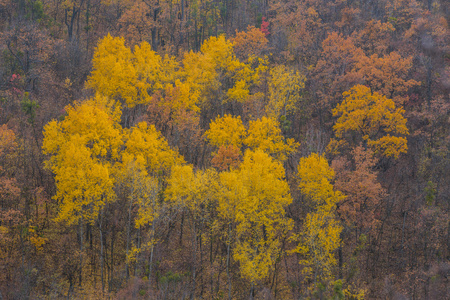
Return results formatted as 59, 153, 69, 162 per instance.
0, 0, 448, 299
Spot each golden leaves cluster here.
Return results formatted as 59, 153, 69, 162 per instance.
88, 34, 267, 113
205, 114, 299, 163
330, 85, 409, 159
293, 153, 344, 285
43, 96, 181, 227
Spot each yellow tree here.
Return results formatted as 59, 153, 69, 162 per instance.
205, 115, 299, 164
232, 150, 293, 294
217, 169, 247, 297
205, 114, 247, 149
182, 35, 236, 107
86, 35, 138, 108
293, 153, 344, 293
165, 150, 293, 297
329, 85, 409, 159
43, 94, 183, 288
245, 117, 299, 162
266, 64, 306, 119
132, 41, 178, 103
42, 96, 122, 225
42, 95, 123, 290
121, 122, 183, 176
87, 35, 177, 110
119, 121, 183, 278
205, 115, 297, 295
182, 35, 265, 108
205, 114, 246, 171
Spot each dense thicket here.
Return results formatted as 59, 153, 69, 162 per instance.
0, 0, 448, 299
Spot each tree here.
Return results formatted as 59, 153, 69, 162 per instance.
329, 85, 409, 159
42, 95, 123, 290
43, 93, 183, 291
121, 121, 183, 176
232, 150, 292, 291
311, 32, 364, 118
266, 65, 306, 119
117, 0, 157, 46
353, 20, 395, 56
205, 115, 298, 163
87, 34, 178, 109
245, 117, 298, 162
231, 25, 269, 60
42, 95, 122, 225
205, 114, 246, 149
183, 35, 248, 106
0, 124, 23, 295
119, 121, 183, 279
86, 35, 138, 108
211, 145, 241, 171
355, 51, 419, 105
293, 153, 344, 294
0, 125, 21, 213
271, 0, 324, 65
332, 146, 386, 235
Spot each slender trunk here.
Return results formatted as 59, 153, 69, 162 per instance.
200, 231, 204, 298
76, 2, 80, 41
271, 240, 286, 297
194, 20, 198, 51
79, 215, 83, 287
148, 221, 155, 299
99, 208, 105, 293
180, 212, 184, 245
284, 252, 294, 296
65, 4, 81, 41
226, 223, 232, 300
190, 219, 197, 300
85, 0, 90, 51
400, 211, 407, 268
249, 283, 254, 299
180, 0, 184, 46
151, 7, 159, 51
110, 227, 115, 290
67, 276, 73, 300
135, 228, 141, 276
210, 226, 214, 298
126, 193, 133, 279
426, 62, 432, 107
271, 259, 278, 296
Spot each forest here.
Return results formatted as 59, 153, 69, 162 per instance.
0, 0, 449, 298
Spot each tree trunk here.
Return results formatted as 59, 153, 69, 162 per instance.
85, 0, 90, 51
99, 208, 105, 293
226, 223, 232, 300
135, 227, 141, 276
126, 192, 133, 279
79, 215, 83, 287
190, 219, 197, 300
210, 226, 214, 299
148, 221, 155, 299
110, 226, 115, 290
